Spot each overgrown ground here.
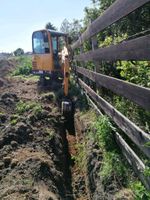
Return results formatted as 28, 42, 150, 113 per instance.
0, 56, 150, 200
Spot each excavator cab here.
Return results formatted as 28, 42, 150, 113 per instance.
32, 29, 68, 78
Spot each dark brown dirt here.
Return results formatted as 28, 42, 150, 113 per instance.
0, 57, 91, 200
0, 58, 74, 200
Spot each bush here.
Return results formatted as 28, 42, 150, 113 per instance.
91, 116, 116, 151
117, 61, 150, 87
12, 56, 32, 76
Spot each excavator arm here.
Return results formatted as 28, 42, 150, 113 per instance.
61, 54, 72, 116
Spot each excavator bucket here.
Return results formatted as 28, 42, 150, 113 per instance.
61, 98, 72, 116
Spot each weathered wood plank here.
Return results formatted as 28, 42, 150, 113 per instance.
78, 78, 150, 159
74, 35, 150, 61
115, 132, 150, 190
85, 93, 103, 116
76, 66, 150, 110
72, 0, 150, 49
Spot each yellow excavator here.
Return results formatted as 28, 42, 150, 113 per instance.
32, 29, 72, 115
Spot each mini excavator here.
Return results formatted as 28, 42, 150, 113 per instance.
32, 29, 72, 116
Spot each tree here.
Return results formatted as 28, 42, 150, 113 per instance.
85, 0, 150, 37
60, 19, 71, 33
14, 48, 24, 56
45, 22, 57, 30
60, 19, 82, 42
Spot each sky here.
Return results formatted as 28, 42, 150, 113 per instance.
0, 0, 91, 53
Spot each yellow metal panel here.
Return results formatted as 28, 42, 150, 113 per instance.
32, 54, 53, 72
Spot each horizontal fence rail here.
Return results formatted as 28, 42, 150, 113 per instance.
74, 35, 150, 61
115, 132, 150, 190
72, 0, 150, 49
76, 66, 150, 110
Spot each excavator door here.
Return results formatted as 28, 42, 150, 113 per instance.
32, 30, 53, 75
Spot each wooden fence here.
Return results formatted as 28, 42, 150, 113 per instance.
71, 0, 150, 190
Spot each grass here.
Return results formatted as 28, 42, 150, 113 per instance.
99, 151, 129, 187
75, 109, 150, 197
90, 116, 115, 151
130, 181, 150, 200
72, 142, 87, 172
10, 114, 19, 125
16, 100, 42, 115
12, 74, 39, 81
73, 111, 137, 195
45, 128, 55, 139
88, 115, 130, 187
41, 92, 56, 102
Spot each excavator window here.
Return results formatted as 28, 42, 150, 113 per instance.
51, 35, 67, 68
32, 31, 50, 54
52, 36, 58, 54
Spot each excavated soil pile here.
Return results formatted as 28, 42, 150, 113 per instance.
0, 58, 17, 87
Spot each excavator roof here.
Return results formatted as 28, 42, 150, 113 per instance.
47, 29, 67, 37
32, 29, 67, 37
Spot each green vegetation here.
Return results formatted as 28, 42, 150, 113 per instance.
12, 75, 39, 81
16, 100, 42, 115
72, 142, 87, 171
71, 92, 149, 195
113, 96, 150, 132
60, 19, 82, 42
20, 177, 33, 187
117, 61, 150, 87
12, 56, 32, 76
130, 181, 150, 200
91, 116, 115, 150
73, 113, 131, 191
90, 116, 129, 186
45, 128, 55, 139
10, 114, 19, 125
41, 92, 56, 103
33, 105, 43, 119
100, 151, 128, 186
